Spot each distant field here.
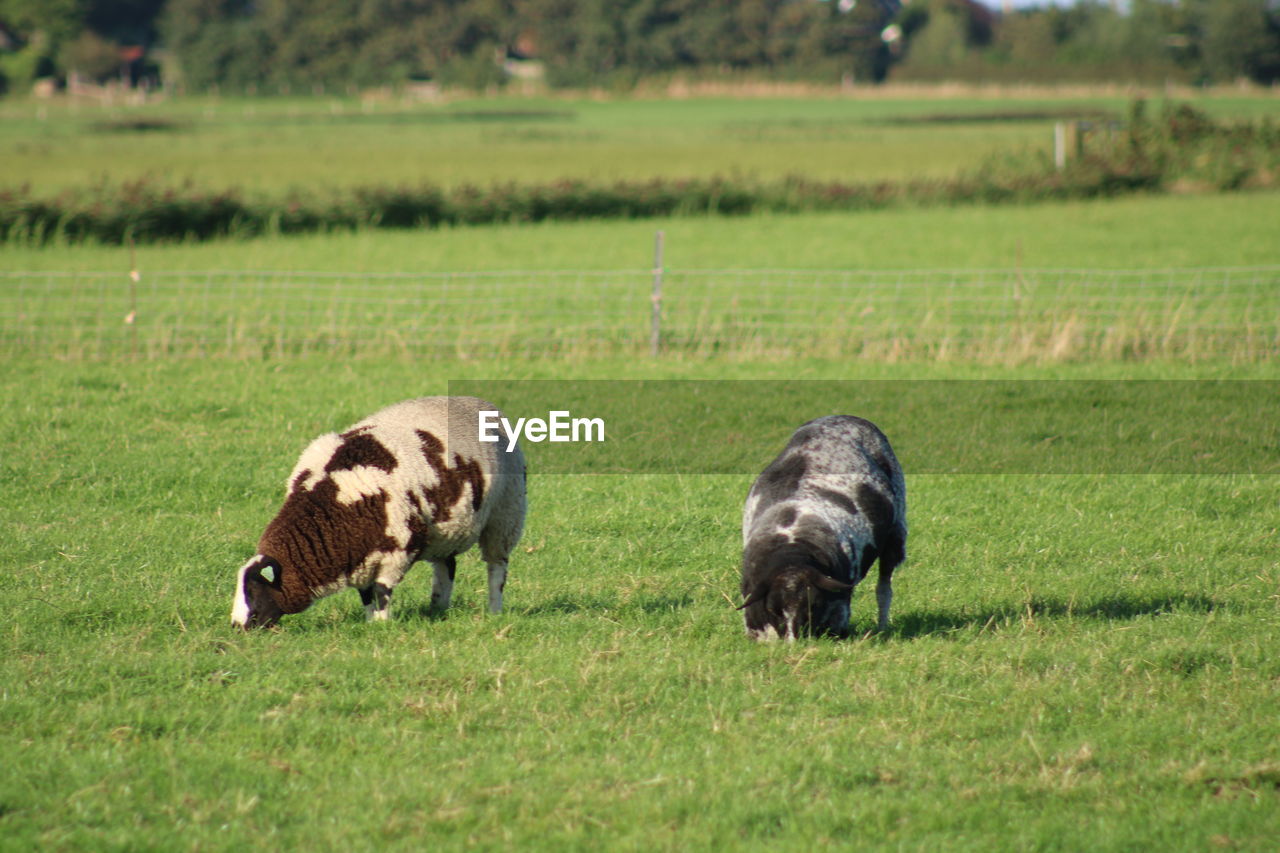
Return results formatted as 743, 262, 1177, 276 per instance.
2, 90, 1276, 193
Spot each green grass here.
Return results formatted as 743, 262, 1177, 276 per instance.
2, 357, 1278, 849
5, 192, 1279, 272
2, 88, 1278, 848
5, 194, 1278, 363
3, 91, 1276, 193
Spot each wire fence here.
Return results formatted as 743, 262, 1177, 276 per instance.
2, 265, 1277, 362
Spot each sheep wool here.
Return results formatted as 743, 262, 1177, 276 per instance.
232, 396, 526, 629
740, 415, 906, 641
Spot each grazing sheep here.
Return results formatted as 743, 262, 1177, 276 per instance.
231, 396, 526, 630
740, 415, 906, 641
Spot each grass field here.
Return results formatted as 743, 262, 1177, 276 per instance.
5, 191, 1280, 272
5, 194, 1279, 363
2, 88, 1279, 849
2, 358, 1278, 850
3, 90, 1277, 193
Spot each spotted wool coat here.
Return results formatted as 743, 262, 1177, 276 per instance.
740, 415, 906, 641
232, 396, 526, 629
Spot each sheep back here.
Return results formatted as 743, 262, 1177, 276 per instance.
255, 396, 526, 614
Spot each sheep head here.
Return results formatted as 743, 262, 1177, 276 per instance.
739, 566, 854, 641
231, 555, 295, 630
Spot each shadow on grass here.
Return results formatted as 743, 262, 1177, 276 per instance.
891, 592, 1221, 640
356, 592, 696, 623
304, 591, 1218, 637
520, 592, 695, 617
392, 604, 452, 623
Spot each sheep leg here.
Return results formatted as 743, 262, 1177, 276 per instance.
486, 560, 508, 614
429, 556, 457, 611
478, 512, 521, 616
875, 573, 892, 632
358, 582, 395, 622
875, 533, 906, 631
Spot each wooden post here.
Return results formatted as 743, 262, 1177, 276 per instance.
1054, 122, 1066, 171
650, 230, 664, 357
126, 236, 139, 359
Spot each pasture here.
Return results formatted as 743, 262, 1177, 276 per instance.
2, 89, 1279, 849
2, 358, 1278, 849
2, 89, 1276, 193
5, 194, 1279, 363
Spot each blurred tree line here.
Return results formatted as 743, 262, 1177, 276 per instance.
1, 0, 1278, 95
893, 0, 1280, 85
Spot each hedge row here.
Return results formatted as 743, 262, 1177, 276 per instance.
2, 104, 1273, 246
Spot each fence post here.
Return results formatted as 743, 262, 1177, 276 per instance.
126, 236, 139, 359
650, 230, 664, 356
1054, 122, 1066, 171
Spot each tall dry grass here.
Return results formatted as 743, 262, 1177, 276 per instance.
4, 267, 1275, 364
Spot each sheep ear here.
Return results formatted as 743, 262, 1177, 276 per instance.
807, 567, 854, 594
249, 557, 281, 587
738, 581, 770, 611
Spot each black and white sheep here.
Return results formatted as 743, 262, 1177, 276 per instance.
231, 396, 526, 629
740, 415, 906, 641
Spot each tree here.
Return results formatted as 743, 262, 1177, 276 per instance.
0, 0, 89, 89
894, 0, 973, 76
516, 0, 624, 87
1195, 0, 1280, 83
159, 0, 264, 91
85, 0, 168, 46
61, 28, 123, 81
0, 0, 89, 48
991, 10, 1056, 69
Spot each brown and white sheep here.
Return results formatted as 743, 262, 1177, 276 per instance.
231, 396, 526, 629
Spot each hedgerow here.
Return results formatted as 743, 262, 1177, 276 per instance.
2, 103, 1274, 246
